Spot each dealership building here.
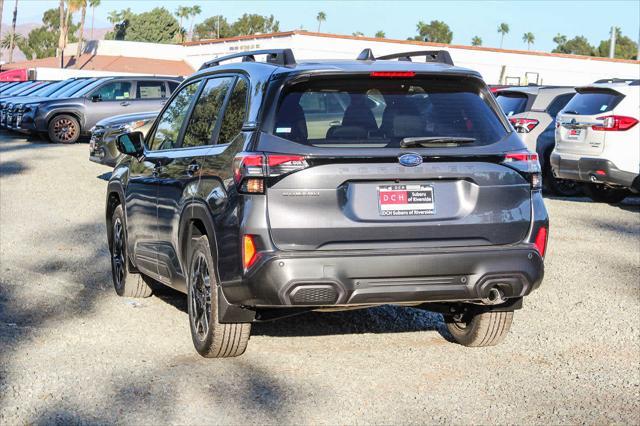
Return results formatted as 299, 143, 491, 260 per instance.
1, 30, 638, 84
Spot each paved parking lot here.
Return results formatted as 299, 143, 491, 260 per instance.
0, 133, 639, 424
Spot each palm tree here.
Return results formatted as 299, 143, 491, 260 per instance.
316, 11, 326, 32
76, 0, 87, 59
175, 6, 190, 33
352, 31, 364, 37
89, 0, 100, 40
374, 30, 385, 38
188, 5, 201, 41
497, 22, 509, 48
522, 32, 535, 50
553, 33, 567, 47
471, 36, 482, 46
8, 0, 18, 63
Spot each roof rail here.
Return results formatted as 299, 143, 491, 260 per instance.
199, 49, 296, 71
378, 50, 454, 66
593, 78, 639, 85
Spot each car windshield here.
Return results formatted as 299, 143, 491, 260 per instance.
73, 78, 111, 97
3, 82, 32, 95
561, 90, 623, 115
273, 77, 507, 148
52, 78, 98, 98
32, 80, 68, 97
18, 82, 51, 96
495, 92, 529, 116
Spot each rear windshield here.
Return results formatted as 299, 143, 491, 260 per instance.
272, 77, 507, 148
562, 90, 623, 115
495, 92, 528, 116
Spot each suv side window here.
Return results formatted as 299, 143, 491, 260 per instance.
546, 93, 575, 118
92, 81, 132, 101
147, 81, 200, 151
137, 81, 167, 99
217, 77, 249, 145
182, 77, 234, 148
168, 81, 180, 93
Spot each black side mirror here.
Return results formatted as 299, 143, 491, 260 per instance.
91, 94, 102, 102
116, 131, 145, 158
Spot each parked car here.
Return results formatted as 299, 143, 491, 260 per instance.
0, 80, 51, 100
1, 78, 95, 129
495, 86, 579, 195
106, 48, 548, 358
551, 80, 639, 203
17, 76, 180, 143
89, 111, 158, 166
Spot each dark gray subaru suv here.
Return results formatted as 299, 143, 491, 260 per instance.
106, 49, 549, 358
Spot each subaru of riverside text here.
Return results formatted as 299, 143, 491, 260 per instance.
106, 48, 548, 358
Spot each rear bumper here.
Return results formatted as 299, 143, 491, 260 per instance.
551, 152, 639, 189
222, 245, 544, 308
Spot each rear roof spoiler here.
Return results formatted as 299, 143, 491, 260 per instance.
199, 49, 296, 70
356, 49, 454, 66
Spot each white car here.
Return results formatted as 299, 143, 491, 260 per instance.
551, 80, 639, 203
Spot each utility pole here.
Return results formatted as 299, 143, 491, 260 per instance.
608, 26, 617, 59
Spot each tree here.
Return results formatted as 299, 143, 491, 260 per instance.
522, 32, 535, 50
193, 15, 231, 40
374, 30, 385, 38
497, 22, 509, 48
19, 8, 78, 60
415, 20, 452, 43
471, 36, 482, 46
175, 5, 190, 31
8, 0, 18, 63
104, 8, 133, 40
597, 29, 638, 59
553, 33, 567, 47
316, 11, 326, 32
89, 0, 100, 39
76, 0, 87, 58
188, 5, 201, 41
352, 31, 364, 37
552, 35, 595, 56
125, 7, 180, 44
231, 13, 279, 36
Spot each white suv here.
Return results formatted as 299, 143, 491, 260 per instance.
551, 80, 639, 203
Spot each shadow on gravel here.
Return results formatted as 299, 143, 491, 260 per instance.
544, 194, 640, 212
0, 160, 28, 177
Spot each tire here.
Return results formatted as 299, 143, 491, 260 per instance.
187, 235, 251, 358
109, 205, 153, 298
582, 183, 630, 204
48, 114, 80, 144
444, 310, 513, 347
544, 163, 581, 197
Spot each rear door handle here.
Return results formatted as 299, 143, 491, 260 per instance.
186, 161, 200, 176
120, 101, 131, 106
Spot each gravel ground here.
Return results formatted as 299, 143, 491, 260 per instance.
0, 133, 639, 425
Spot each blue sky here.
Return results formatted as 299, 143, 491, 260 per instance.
7, 0, 640, 52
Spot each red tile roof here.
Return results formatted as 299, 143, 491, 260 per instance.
1, 54, 194, 76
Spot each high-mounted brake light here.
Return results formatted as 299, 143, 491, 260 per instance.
502, 152, 542, 189
592, 115, 638, 131
233, 153, 309, 193
533, 226, 548, 257
509, 117, 539, 133
242, 235, 258, 269
370, 71, 416, 78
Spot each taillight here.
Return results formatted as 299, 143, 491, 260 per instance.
502, 152, 542, 189
533, 226, 548, 257
370, 71, 415, 78
592, 115, 639, 131
233, 153, 308, 194
509, 117, 539, 133
242, 234, 258, 270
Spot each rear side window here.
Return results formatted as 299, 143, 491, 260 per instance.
137, 81, 166, 99
496, 92, 528, 116
182, 77, 233, 148
545, 93, 575, 117
273, 77, 507, 147
217, 77, 248, 144
562, 90, 623, 115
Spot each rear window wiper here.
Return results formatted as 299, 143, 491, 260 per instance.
400, 136, 476, 148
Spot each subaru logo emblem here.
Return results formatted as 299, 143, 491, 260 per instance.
398, 153, 423, 167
